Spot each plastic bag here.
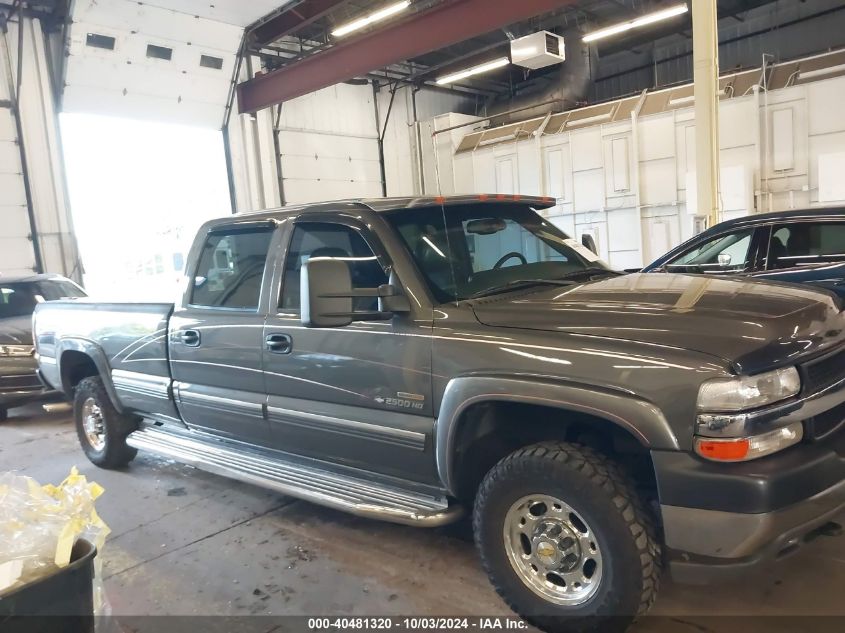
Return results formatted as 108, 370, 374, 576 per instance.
0, 467, 110, 608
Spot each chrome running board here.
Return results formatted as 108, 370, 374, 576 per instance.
127, 426, 462, 527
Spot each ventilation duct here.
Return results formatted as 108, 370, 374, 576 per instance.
489, 29, 596, 124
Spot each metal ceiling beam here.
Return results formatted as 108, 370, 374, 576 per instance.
237, 0, 576, 113
248, 0, 352, 48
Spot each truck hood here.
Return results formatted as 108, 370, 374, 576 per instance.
471, 273, 845, 374
0, 315, 34, 345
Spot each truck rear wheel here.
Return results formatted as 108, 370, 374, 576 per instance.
74, 376, 138, 469
473, 442, 661, 633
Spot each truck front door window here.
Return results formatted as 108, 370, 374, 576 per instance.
190, 227, 274, 309
280, 223, 388, 311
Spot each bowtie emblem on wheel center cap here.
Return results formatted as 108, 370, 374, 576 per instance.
536, 541, 558, 566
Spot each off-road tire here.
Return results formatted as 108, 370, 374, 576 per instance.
74, 376, 138, 468
473, 441, 661, 633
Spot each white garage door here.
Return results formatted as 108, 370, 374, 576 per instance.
0, 37, 36, 275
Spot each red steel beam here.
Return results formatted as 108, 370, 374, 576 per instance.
237, 0, 575, 113
249, 0, 351, 47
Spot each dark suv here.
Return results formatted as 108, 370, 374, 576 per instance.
642, 208, 845, 297
0, 274, 86, 420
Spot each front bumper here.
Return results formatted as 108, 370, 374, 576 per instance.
654, 420, 845, 583
0, 359, 57, 409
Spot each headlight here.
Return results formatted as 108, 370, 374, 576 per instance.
0, 345, 35, 357
697, 367, 801, 412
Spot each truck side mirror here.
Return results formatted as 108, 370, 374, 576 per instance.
301, 258, 410, 329
718, 253, 732, 267
581, 234, 598, 255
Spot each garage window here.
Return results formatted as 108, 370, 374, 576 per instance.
146, 44, 173, 61
200, 55, 224, 70
190, 227, 274, 310
86, 33, 116, 50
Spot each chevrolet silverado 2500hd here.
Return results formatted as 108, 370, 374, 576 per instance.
33, 196, 845, 631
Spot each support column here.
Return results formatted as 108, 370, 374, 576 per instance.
692, 0, 720, 228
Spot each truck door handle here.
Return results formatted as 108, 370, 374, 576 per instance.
265, 333, 292, 354
180, 329, 201, 347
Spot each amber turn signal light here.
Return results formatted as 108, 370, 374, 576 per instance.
694, 438, 750, 461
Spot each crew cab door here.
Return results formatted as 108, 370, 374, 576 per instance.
168, 220, 277, 445
262, 214, 438, 484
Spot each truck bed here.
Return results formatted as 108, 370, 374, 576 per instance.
34, 300, 179, 423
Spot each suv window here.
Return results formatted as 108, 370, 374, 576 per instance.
37, 280, 86, 301
0, 284, 38, 319
665, 229, 755, 273
767, 222, 845, 269
0, 280, 86, 319
280, 222, 388, 311
190, 226, 274, 309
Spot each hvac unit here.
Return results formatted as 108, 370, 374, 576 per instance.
510, 32, 565, 70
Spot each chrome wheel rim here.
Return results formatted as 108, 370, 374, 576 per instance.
503, 494, 602, 605
81, 397, 106, 451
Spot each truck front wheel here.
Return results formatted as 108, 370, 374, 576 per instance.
473, 442, 661, 633
74, 376, 138, 469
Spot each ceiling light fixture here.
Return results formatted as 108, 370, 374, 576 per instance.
436, 57, 510, 85
583, 4, 689, 43
331, 1, 411, 37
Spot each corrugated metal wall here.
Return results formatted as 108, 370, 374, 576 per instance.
592, 0, 845, 102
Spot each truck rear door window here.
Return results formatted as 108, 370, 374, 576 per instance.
190, 227, 274, 309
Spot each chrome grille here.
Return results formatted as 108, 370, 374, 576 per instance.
802, 347, 845, 395
806, 400, 845, 441
0, 373, 41, 392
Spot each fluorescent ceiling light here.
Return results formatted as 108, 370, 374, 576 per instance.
668, 94, 695, 106
798, 63, 845, 81
565, 111, 612, 127
583, 4, 689, 43
476, 132, 519, 148
332, 1, 410, 37
436, 57, 510, 85
422, 236, 446, 258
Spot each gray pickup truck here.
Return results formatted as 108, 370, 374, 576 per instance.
34, 196, 845, 631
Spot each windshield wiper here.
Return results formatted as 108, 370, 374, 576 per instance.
466, 279, 577, 300
557, 267, 622, 280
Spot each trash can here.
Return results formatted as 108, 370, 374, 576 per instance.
0, 539, 96, 633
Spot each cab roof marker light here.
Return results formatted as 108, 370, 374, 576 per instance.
436, 57, 510, 85
332, 1, 410, 38
583, 4, 689, 43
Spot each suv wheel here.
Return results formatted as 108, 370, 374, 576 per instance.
74, 376, 138, 469
474, 442, 661, 633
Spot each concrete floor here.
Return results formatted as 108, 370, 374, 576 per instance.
2, 404, 844, 632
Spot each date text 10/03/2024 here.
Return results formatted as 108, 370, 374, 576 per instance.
307, 618, 529, 630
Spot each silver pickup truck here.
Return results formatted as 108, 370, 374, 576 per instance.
34, 196, 845, 632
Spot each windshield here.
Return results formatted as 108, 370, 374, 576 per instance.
0, 280, 85, 319
386, 204, 609, 303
